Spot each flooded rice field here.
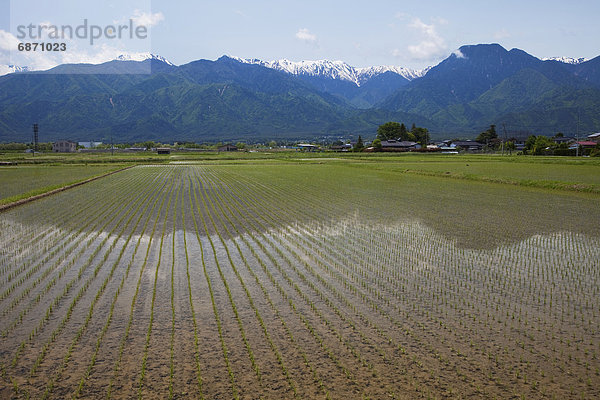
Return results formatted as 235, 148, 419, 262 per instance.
1, 164, 599, 399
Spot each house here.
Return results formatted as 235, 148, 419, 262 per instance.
53, 140, 77, 153
218, 144, 238, 152
553, 136, 575, 144
574, 141, 598, 149
330, 144, 352, 152
381, 140, 418, 151
451, 140, 484, 151
587, 133, 600, 143
296, 144, 319, 152
157, 148, 171, 155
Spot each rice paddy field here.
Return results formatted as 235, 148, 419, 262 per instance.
0, 164, 125, 205
1, 159, 599, 399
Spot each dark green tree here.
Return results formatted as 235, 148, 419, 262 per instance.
476, 125, 498, 144
141, 141, 156, 150
411, 126, 430, 146
505, 141, 516, 155
372, 138, 382, 152
353, 135, 364, 152
399, 123, 408, 139
377, 122, 402, 140
525, 135, 553, 155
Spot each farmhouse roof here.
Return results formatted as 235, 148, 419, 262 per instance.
452, 140, 484, 148
381, 140, 417, 148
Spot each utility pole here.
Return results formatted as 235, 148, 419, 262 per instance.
33, 123, 39, 157
576, 108, 580, 157
502, 123, 508, 156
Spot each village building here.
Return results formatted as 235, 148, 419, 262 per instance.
552, 136, 575, 144
587, 132, 600, 143
52, 140, 77, 153
296, 144, 319, 152
218, 144, 238, 152
451, 140, 484, 151
381, 140, 419, 151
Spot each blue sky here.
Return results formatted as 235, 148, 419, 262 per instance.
2, 0, 599, 69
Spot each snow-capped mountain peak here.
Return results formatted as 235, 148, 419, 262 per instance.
0, 65, 30, 77
114, 53, 174, 65
542, 56, 588, 64
356, 65, 429, 83
231, 56, 427, 86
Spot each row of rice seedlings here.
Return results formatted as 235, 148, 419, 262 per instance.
168, 176, 182, 399
0, 184, 126, 306
106, 167, 175, 399
188, 174, 239, 400
40, 168, 167, 399
73, 167, 172, 398
193, 168, 269, 389
200, 168, 363, 391
0, 172, 151, 331
212, 168, 443, 395
360, 227, 596, 370
193, 170, 263, 385
198, 169, 299, 397
236, 233, 333, 398
0, 170, 148, 294
286, 221, 482, 394
224, 169, 422, 396
312, 219, 532, 390
0, 169, 138, 284
137, 167, 179, 399
179, 179, 204, 399
9, 186, 149, 375
2, 170, 153, 325
328, 219, 600, 394
201, 169, 336, 398
0, 171, 136, 282
0, 168, 152, 395
300, 186, 548, 396
213, 166, 500, 396
24, 170, 161, 378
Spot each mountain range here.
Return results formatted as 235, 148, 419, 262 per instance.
1, 44, 599, 143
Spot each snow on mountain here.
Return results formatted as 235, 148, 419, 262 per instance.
0, 54, 173, 77
0, 65, 30, 77
542, 56, 588, 64
356, 65, 429, 84
232, 56, 427, 86
114, 53, 174, 65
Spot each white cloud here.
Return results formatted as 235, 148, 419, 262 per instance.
407, 17, 447, 61
295, 28, 317, 44
0, 29, 19, 52
131, 10, 165, 27
233, 9, 248, 18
